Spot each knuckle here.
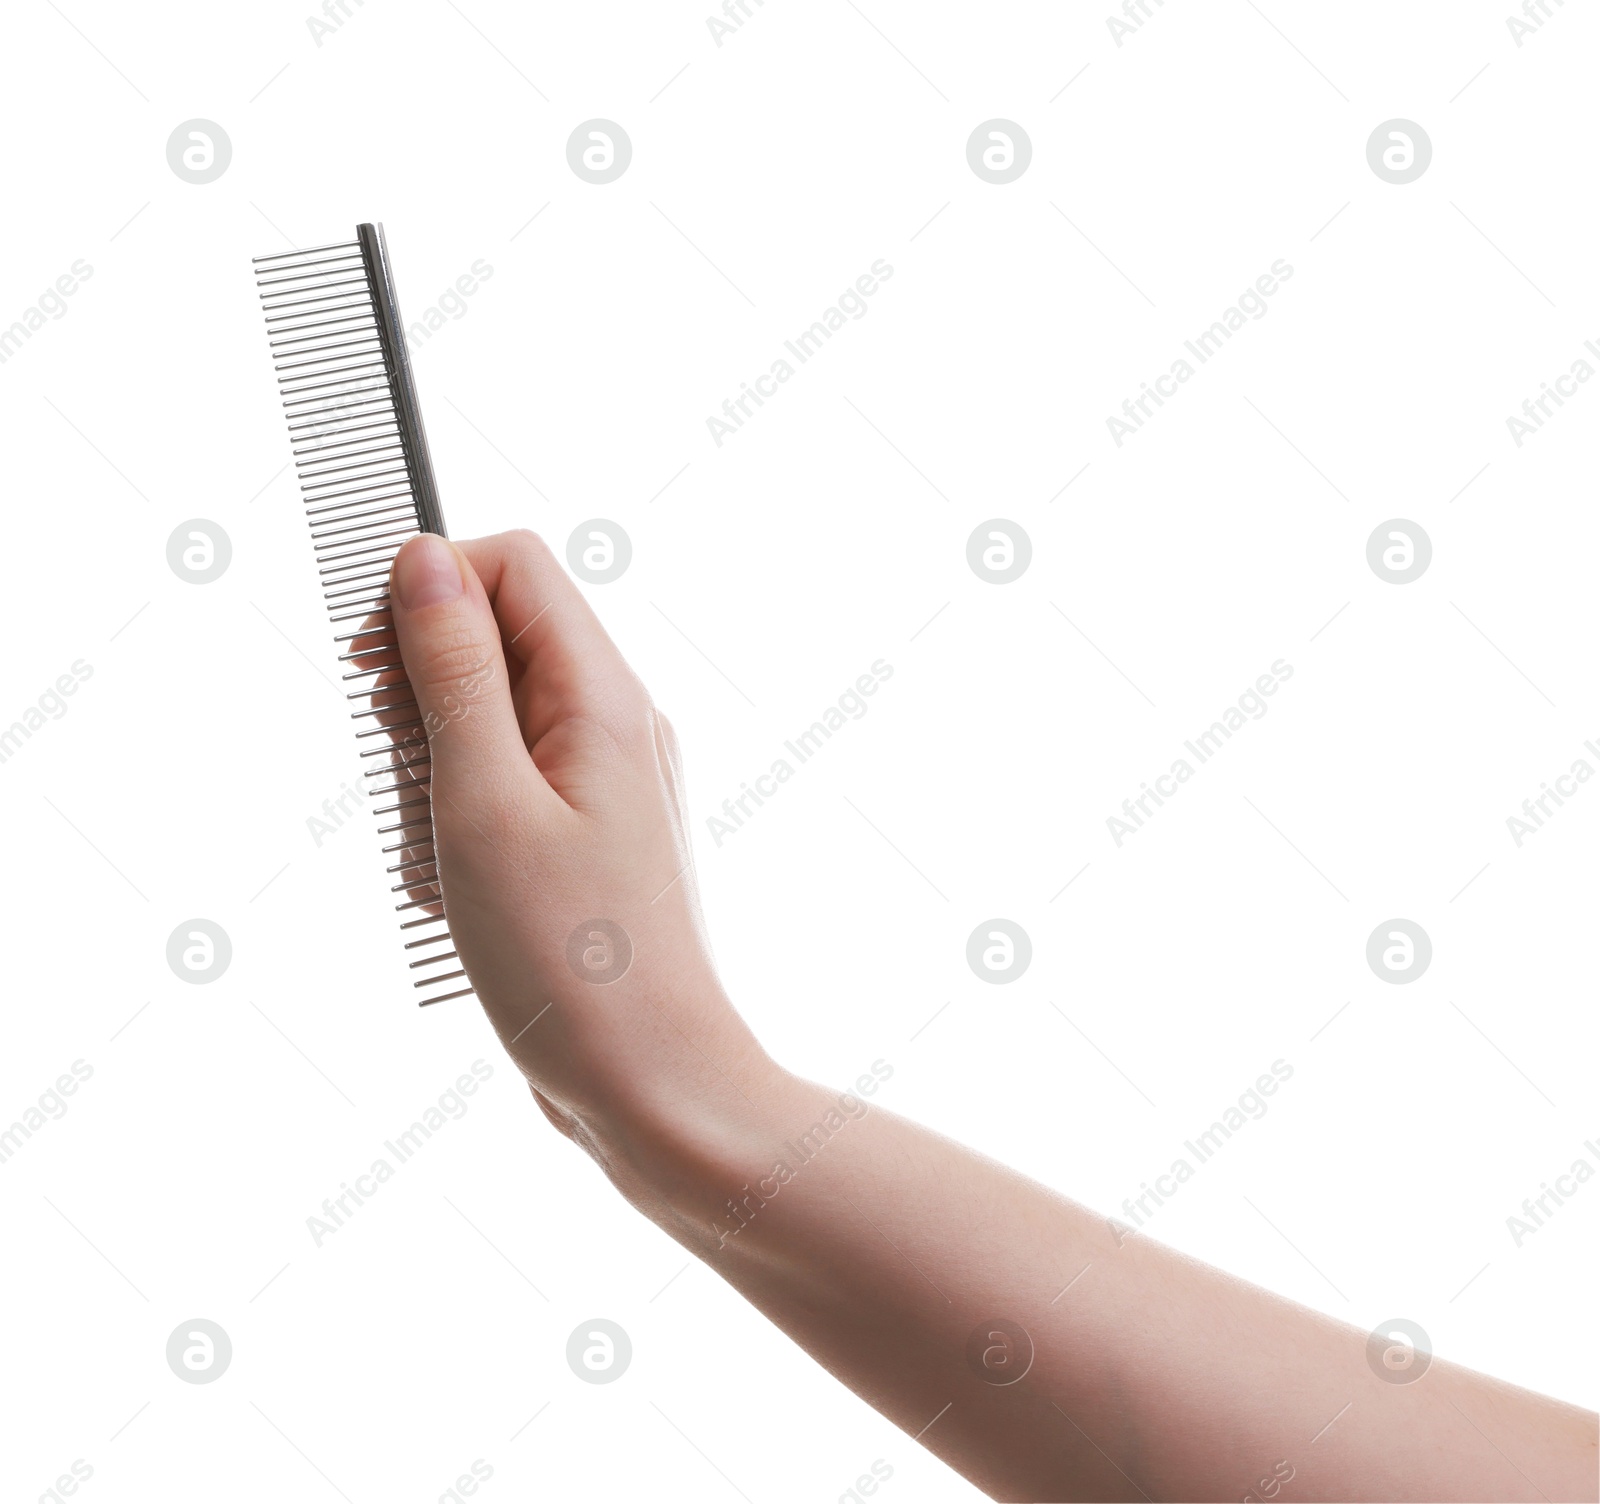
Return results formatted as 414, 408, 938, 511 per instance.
606, 674, 654, 732
505, 527, 554, 566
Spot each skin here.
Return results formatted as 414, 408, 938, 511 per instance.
382, 529, 1598, 1503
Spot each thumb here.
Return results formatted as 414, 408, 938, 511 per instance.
388, 534, 535, 811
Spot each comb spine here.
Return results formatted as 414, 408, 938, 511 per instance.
356, 223, 448, 538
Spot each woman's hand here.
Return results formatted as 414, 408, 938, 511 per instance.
387, 530, 775, 1214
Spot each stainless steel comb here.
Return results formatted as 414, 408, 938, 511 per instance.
252, 223, 471, 1007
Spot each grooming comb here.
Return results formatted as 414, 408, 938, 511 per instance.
252, 223, 471, 1007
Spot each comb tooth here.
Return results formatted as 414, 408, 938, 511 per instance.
280, 354, 388, 380
308, 499, 412, 529
318, 534, 420, 568
392, 858, 442, 877
305, 470, 409, 498
322, 547, 405, 572
255, 255, 365, 285
391, 875, 440, 894
309, 503, 412, 530
313, 518, 416, 546
314, 511, 414, 542
308, 493, 413, 521
314, 526, 414, 551
310, 505, 407, 532
259, 274, 370, 303
352, 702, 419, 722
253, 238, 360, 263
328, 601, 393, 620
307, 490, 412, 515
302, 467, 406, 489
254, 224, 470, 1010
293, 422, 400, 453
264, 291, 376, 318
418, 987, 476, 1007
275, 341, 384, 372
415, 969, 468, 988
322, 561, 396, 585
260, 277, 367, 299
287, 400, 397, 426
301, 456, 406, 477
281, 371, 391, 402
272, 322, 381, 350
365, 727, 425, 751
272, 311, 376, 334
291, 414, 396, 433
331, 608, 395, 626
297, 443, 402, 473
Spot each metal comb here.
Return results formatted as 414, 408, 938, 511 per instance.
252, 223, 471, 1007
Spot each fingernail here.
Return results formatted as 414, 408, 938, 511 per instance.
394, 535, 463, 609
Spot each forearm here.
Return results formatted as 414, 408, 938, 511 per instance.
608, 1059, 1597, 1503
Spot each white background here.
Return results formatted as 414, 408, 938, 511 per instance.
1, 1, 1597, 1500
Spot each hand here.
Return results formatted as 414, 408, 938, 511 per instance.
386, 530, 775, 1212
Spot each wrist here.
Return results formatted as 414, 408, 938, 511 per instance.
568, 1013, 796, 1244
598, 1055, 877, 1261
